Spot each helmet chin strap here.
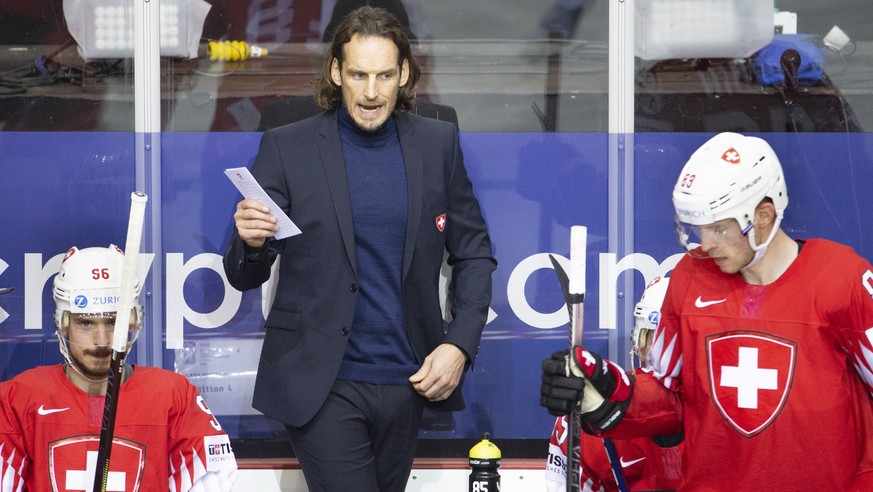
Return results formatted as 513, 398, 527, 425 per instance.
742, 214, 783, 271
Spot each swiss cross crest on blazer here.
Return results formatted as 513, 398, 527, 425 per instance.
435, 213, 447, 232
48, 436, 145, 491
706, 331, 796, 438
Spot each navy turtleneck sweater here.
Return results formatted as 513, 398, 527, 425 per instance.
335, 107, 418, 384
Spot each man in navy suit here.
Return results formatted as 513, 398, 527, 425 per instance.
223, 6, 496, 491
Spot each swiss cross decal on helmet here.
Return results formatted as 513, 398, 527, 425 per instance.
721, 147, 741, 164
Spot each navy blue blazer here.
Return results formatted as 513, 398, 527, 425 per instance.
223, 110, 496, 427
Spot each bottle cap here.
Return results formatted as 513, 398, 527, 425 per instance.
469, 433, 502, 460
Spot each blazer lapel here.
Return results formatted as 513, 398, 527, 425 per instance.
397, 114, 423, 280
317, 112, 357, 276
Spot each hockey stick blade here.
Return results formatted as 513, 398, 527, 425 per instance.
548, 254, 583, 321
93, 191, 148, 492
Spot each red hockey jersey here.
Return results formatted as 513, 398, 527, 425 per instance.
546, 415, 682, 492
613, 239, 873, 490
0, 364, 237, 491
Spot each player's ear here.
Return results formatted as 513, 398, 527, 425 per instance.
330, 58, 342, 86
754, 199, 776, 228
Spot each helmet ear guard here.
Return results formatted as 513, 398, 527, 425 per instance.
672, 132, 788, 261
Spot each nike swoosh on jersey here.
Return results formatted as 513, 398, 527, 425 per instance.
695, 296, 727, 308
619, 456, 646, 468
37, 405, 70, 415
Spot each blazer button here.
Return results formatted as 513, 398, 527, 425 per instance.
341, 327, 350, 336
350, 283, 359, 292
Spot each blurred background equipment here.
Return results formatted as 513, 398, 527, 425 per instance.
823, 25, 852, 53
62, 0, 211, 59
635, 0, 774, 60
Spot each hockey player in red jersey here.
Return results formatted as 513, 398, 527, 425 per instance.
545, 276, 682, 492
0, 245, 237, 491
541, 132, 873, 490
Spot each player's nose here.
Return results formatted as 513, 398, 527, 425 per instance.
95, 323, 114, 344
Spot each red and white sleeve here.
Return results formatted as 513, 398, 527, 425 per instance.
847, 260, 873, 398
168, 382, 237, 492
0, 382, 28, 492
648, 275, 684, 391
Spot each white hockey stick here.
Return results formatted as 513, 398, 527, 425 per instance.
93, 191, 148, 492
552, 227, 628, 492
549, 227, 587, 492
565, 226, 586, 492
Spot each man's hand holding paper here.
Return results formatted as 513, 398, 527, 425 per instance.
225, 167, 302, 248
234, 198, 279, 249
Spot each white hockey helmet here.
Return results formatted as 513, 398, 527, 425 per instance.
53, 246, 143, 362
631, 276, 669, 367
672, 133, 788, 261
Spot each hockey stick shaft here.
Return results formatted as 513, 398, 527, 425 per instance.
569, 228, 629, 492
602, 437, 630, 492
93, 191, 148, 492
569, 228, 628, 492
565, 226, 585, 492
552, 227, 627, 492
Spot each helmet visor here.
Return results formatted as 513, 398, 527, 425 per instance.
674, 216, 749, 258
57, 311, 140, 381
60, 309, 143, 352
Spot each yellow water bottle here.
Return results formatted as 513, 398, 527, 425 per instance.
207, 40, 269, 62
469, 432, 501, 492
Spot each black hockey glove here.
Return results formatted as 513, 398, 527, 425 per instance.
540, 348, 633, 434
541, 350, 585, 416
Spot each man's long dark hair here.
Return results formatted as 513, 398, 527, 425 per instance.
315, 6, 420, 113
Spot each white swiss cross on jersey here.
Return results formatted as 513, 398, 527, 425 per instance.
48, 435, 145, 491
706, 331, 797, 437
